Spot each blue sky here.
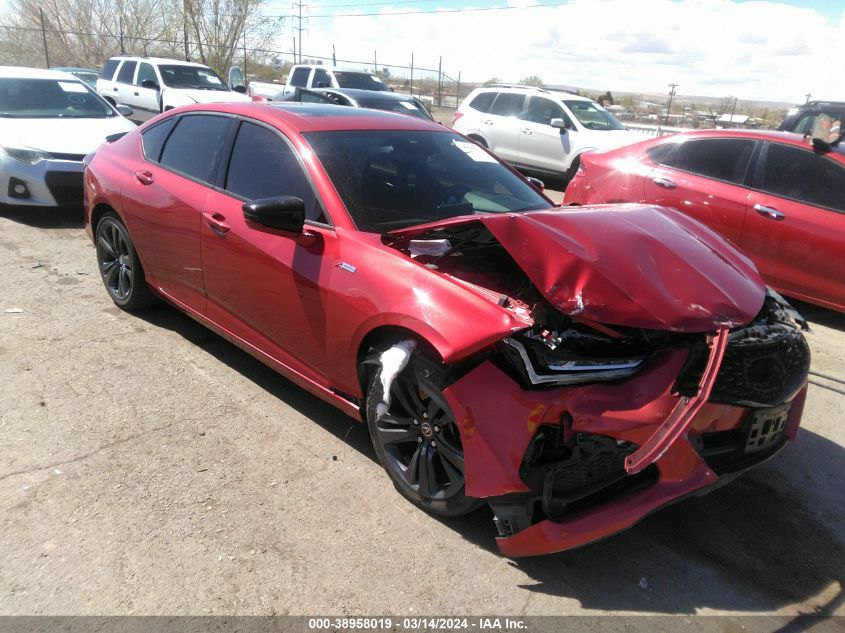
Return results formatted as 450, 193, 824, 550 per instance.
261, 0, 845, 102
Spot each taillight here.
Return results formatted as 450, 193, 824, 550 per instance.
453, 111, 464, 125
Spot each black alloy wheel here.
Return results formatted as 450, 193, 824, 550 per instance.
366, 353, 482, 516
95, 213, 156, 310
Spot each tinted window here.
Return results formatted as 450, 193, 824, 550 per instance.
226, 121, 325, 222
333, 72, 389, 91
100, 59, 119, 80
289, 67, 310, 87
141, 117, 177, 162
158, 65, 228, 91
0, 78, 114, 118
490, 93, 525, 116
312, 68, 331, 87
468, 92, 495, 113
563, 100, 625, 130
761, 143, 845, 212
304, 130, 549, 233
522, 96, 565, 125
159, 114, 232, 183
651, 138, 755, 184
117, 61, 137, 84
356, 96, 432, 120
136, 63, 157, 87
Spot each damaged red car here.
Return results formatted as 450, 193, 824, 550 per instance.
83, 103, 811, 557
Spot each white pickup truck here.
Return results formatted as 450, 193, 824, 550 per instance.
276, 65, 391, 97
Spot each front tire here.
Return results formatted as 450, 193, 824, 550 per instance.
365, 351, 482, 516
95, 213, 157, 311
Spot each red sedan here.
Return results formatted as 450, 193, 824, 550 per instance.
83, 104, 810, 556
565, 129, 845, 312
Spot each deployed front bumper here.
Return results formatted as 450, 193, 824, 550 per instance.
442, 336, 808, 557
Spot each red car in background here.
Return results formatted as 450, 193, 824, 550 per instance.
565, 129, 845, 312
84, 104, 810, 556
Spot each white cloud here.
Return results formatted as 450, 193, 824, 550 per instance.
286, 0, 845, 102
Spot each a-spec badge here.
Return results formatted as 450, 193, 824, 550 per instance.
336, 262, 357, 273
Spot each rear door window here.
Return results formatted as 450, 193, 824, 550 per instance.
759, 143, 845, 212
312, 68, 331, 87
225, 121, 326, 223
490, 93, 525, 117
135, 63, 157, 87
468, 92, 495, 113
649, 138, 756, 184
159, 114, 233, 183
116, 61, 137, 84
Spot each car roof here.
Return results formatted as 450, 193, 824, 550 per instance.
657, 128, 845, 159
52, 67, 98, 73
108, 56, 212, 69
175, 102, 442, 133
0, 66, 87, 81
473, 85, 594, 103
328, 88, 414, 101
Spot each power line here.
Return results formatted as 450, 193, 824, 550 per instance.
261, 1, 570, 19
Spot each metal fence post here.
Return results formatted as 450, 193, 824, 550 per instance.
409, 53, 414, 97
437, 56, 442, 107
39, 8, 50, 68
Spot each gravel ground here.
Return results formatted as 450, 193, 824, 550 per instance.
0, 203, 843, 617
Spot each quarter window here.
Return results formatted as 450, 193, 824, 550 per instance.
116, 61, 137, 84
468, 92, 495, 113
289, 67, 310, 87
225, 121, 325, 223
100, 59, 119, 80
761, 143, 845, 212
159, 114, 232, 183
141, 117, 177, 162
648, 138, 755, 185
312, 68, 331, 87
490, 93, 525, 117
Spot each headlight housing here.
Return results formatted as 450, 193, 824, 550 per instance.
1, 145, 52, 164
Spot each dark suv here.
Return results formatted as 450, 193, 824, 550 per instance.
779, 101, 845, 137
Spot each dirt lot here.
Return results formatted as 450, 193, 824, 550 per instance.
0, 202, 843, 617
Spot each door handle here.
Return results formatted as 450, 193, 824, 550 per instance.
203, 212, 230, 235
652, 176, 677, 189
134, 170, 154, 185
521, 128, 533, 135
482, 119, 493, 125
133, 92, 139, 96
754, 204, 785, 221
113, 87, 118, 91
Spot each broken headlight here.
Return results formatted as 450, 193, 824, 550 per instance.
501, 327, 647, 387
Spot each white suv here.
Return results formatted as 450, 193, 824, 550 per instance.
96, 56, 251, 122
453, 85, 646, 182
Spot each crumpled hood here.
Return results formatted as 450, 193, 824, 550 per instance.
395, 205, 766, 332
0, 116, 135, 155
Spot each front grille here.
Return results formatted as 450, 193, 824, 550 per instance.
676, 324, 810, 408
44, 170, 84, 206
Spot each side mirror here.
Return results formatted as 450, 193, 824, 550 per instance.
525, 176, 544, 192
141, 79, 159, 91
115, 104, 134, 117
233, 85, 246, 94
550, 118, 568, 134
243, 196, 305, 235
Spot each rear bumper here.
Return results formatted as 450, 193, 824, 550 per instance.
442, 351, 808, 558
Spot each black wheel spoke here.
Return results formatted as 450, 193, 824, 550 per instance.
117, 267, 129, 297
417, 445, 437, 498
392, 378, 423, 418
98, 236, 116, 258
436, 437, 464, 472
406, 444, 423, 486
378, 426, 418, 446
437, 449, 462, 483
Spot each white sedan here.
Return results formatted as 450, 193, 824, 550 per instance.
0, 66, 136, 208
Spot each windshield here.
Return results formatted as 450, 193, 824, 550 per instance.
0, 78, 115, 118
355, 97, 433, 120
333, 72, 390, 91
564, 100, 626, 130
159, 65, 230, 91
304, 130, 550, 233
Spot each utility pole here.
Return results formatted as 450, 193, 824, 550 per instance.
39, 8, 49, 68
729, 96, 738, 127
332, 44, 336, 66
183, 0, 190, 61
665, 83, 678, 126
374, 50, 377, 76
119, 16, 124, 54
243, 31, 247, 80
805, 92, 812, 103
437, 56, 442, 107
294, 1, 305, 63
409, 53, 414, 97
457, 71, 461, 108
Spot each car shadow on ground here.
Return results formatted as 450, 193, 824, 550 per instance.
0, 205, 84, 229
133, 302, 843, 615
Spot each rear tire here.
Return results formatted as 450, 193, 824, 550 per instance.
365, 351, 482, 517
468, 135, 488, 148
563, 155, 581, 187
95, 212, 157, 311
